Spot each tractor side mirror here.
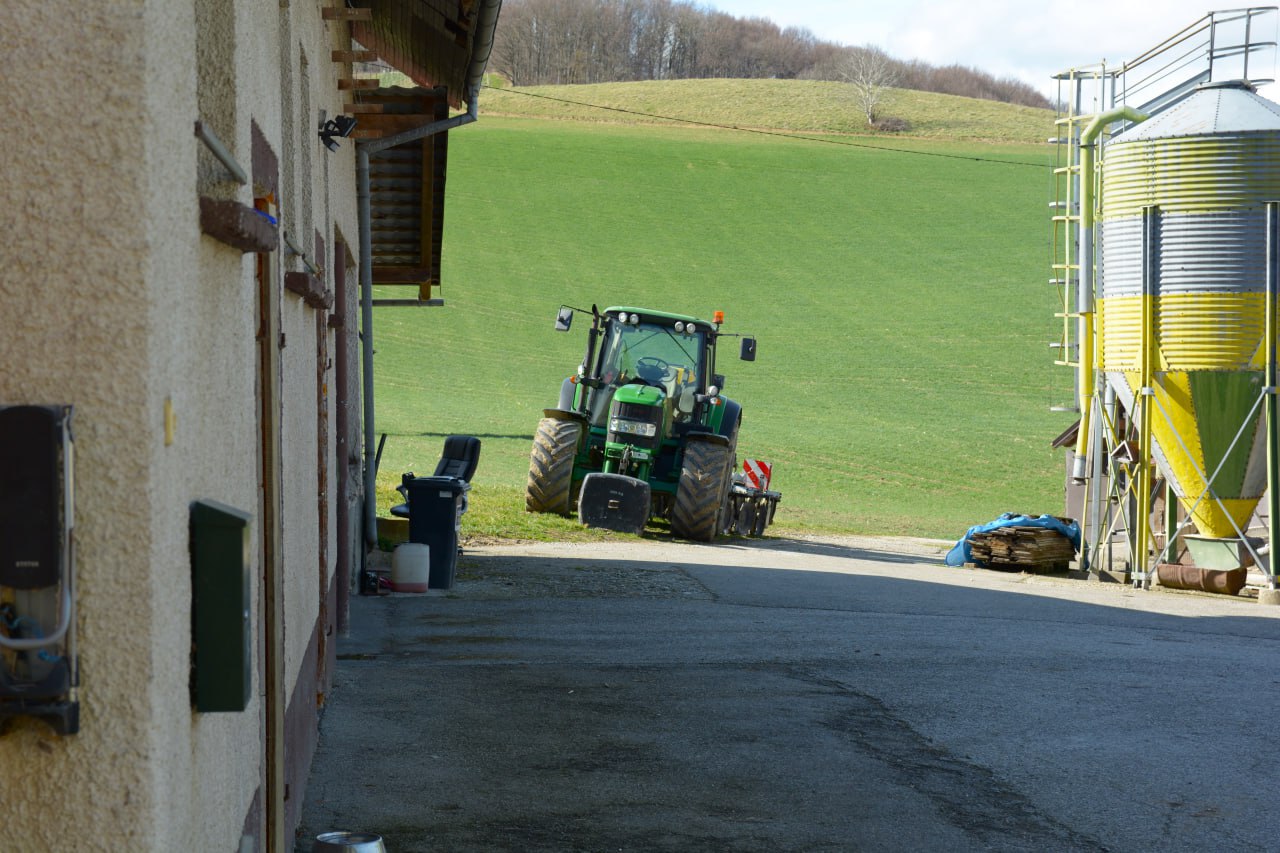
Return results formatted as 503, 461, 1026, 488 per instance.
740, 337, 757, 361
555, 307, 574, 332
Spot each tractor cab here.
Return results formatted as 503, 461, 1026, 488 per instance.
586, 310, 710, 430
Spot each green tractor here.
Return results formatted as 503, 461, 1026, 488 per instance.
525, 305, 758, 540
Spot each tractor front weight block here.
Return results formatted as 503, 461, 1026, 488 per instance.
578, 472, 651, 535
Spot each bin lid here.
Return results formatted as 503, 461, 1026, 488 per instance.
405, 476, 470, 494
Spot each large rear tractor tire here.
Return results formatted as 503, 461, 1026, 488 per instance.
671, 440, 733, 542
525, 418, 581, 515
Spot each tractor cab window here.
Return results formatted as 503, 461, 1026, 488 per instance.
590, 319, 706, 425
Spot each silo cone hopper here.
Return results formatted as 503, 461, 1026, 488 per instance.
1104, 368, 1265, 540
1098, 82, 1280, 558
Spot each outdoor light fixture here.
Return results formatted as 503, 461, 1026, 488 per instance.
318, 115, 358, 151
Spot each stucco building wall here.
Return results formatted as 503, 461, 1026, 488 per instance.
0, 3, 159, 849
0, 0, 359, 849
144, 1, 266, 850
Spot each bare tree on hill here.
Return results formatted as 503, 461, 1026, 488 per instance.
837, 46, 901, 127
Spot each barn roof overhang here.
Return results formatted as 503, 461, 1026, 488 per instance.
334, 1, 500, 300
350, 0, 501, 109
352, 1, 502, 549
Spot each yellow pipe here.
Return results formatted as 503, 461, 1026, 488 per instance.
1071, 106, 1149, 483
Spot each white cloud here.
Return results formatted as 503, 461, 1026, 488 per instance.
705, 1, 1280, 99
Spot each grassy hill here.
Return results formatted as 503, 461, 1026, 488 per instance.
477, 78, 1056, 144
371, 80, 1069, 542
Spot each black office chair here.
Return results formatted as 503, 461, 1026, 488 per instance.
430, 435, 481, 483
390, 435, 481, 518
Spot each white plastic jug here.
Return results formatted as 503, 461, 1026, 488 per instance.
391, 543, 430, 592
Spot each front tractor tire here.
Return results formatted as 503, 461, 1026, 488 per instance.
671, 439, 733, 542
525, 417, 581, 515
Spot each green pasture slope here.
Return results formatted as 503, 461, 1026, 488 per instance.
372, 82, 1066, 541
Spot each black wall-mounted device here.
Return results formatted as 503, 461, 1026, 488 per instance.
0, 405, 78, 735
0, 406, 61, 589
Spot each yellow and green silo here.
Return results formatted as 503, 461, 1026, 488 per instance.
1097, 81, 1280, 541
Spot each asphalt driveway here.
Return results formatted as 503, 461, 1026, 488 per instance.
297, 535, 1280, 852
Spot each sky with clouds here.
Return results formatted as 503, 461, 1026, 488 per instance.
703, 2, 1280, 99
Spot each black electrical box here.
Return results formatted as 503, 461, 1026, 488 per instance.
0, 406, 62, 589
190, 500, 252, 713
0, 404, 79, 735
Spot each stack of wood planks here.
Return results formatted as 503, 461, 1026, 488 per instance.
968, 524, 1075, 572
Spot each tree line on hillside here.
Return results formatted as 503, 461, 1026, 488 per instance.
491, 0, 1051, 110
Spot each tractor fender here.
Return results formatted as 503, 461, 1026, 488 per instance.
683, 431, 731, 448
542, 407, 589, 427
556, 376, 577, 410
711, 398, 742, 441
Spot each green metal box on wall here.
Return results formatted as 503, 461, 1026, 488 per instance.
190, 500, 252, 712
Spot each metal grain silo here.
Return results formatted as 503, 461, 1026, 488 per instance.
1098, 81, 1280, 541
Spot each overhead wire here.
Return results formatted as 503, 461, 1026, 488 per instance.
482, 84, 1048, 169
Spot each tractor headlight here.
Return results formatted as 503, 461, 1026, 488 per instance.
609, 417, 658, 438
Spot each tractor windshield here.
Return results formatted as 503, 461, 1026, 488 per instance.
589, 319, 707, 426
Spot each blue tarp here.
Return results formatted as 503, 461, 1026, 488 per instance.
945, 513, 1080, 567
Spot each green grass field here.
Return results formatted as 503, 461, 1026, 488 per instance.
371, 83, 1070, 542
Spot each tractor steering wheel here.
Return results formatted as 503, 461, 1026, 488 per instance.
635, 356, 671, 384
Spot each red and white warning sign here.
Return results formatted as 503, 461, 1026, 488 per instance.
742, 459, 772, 491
